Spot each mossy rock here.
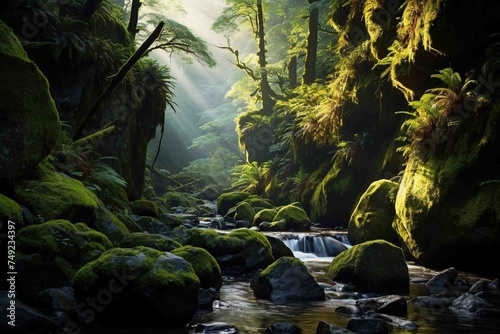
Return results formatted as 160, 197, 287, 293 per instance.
90, 205, 130, 245
265, 235, 295, 259
244, 195, 275, 209
159, 213, 185, 228
17, 219, 112, 267
326, 240, 409, 294
121, 233, 181, 251
130, 199, 159, 218
114, 212, 143, 233
216, 192, 251, 216
259, 219, 287, 232
162, 192, 196, 209
132, 216, 171, 235
73, 246, 200, 328
273, 204, 311, 231
0, 21, 60, 179
233, 201, 256, 222
14, 160, 99, 223
348, 179, 400, 245
253, 208, 278, 227
16, 253, 76, 303
0, 193, 23, 225
172, 245, 222, 291
251, 256, 325, 303
186, 228, 274, 270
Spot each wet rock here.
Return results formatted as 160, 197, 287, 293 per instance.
450, 293, 496, 313
475, 307, 500, 318
316, 321, 356, 333
425, 267, 458, 290
121, 232, 182, 251
347, 317, 388, 333
198, 288, 216, 310
326, 240, 409, 294
335, 305, 362, 317
266, 235, 295, 259
356, 295, 407, 316
264, 322, 302, 333
132, 215, 171, 234
468, 279, 490, 294
376, 313, 418, 331
489, 279, 499, 290
235, 220, 252, 228
251, 257, 325, 303
409, 295, 454, 310
190, 322, 239, 333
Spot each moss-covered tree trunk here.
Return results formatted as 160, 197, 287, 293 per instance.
302, 0, 319, 85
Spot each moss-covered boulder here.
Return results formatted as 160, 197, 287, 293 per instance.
73, 247, 200, 328
348, 179, 400, 245
265, 235, 295, 259
162, 192, 196, 209
253, 208, 278, 227
251, 257, 325, 303
393, 100, 500, 276
186, 228, 275, 270
232, 201, 256, 222
14, 160, 99, 223
130, 199, 159, 218
272, 204, 311, 231
115, 212, 143, 233
0, 193, 23, 225
121, 233, 181, 251
326, 240, 409, 294
17, 219, 112, 266
216, 192, 251, 216
172, 245, 222, 291
244, 195, 275, 209
91, 206, 130, 245
0, 21, 60, 179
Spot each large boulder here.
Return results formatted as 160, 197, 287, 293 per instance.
73, 247, 200, 328
348, 179, 400, 245
272, 204, 311, 231
14, 160, 100, 223
326, 240, 409, 294
393, 100, 500, 276
253, 208, 279, 226
216, 192, 250, 216
251, 256, 325, 303
172, 245, 223, 291
17, 219, 112, 267
186, 228, 275, 270
0, 20, 60, 180
90, 205, 130, 245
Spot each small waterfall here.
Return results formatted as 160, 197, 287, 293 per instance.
278, 233, 351, 260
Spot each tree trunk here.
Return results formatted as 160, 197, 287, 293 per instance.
73, 21, 165, 140
288, 53, 298, 89
302, 0, 319, 85
127, 0, 141, 40
257, 0, 275, 114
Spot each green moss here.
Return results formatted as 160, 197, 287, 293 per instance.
161, 192, 196, 208
14, 161, 99, 223
91, 206, 130, 245
115, 212, 143, 233
233, 201, 256, 222
0, 21, 60, 179
273, 204, 311, 231
122, 233, 182, 251
172, 245, 222, 290
130, 199, 159, 218
244, 195, 274, 209
326, 239, 409, 294
216, 192, 251, 216
253, 208, 278, 226
0, 193, 23, 224
348, 179, 400, 245
17, 219, 112, 266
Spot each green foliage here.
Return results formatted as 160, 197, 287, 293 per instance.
230, 162, 267, 194
396, 67, 478, 158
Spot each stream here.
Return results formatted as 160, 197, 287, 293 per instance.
187, 231, 500, 334
84, 230, 500, 334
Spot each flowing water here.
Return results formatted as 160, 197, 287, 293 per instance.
187, 231, 500, 334
84, 231, 500, 334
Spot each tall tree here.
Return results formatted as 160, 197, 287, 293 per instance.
302, 0, 320, 84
